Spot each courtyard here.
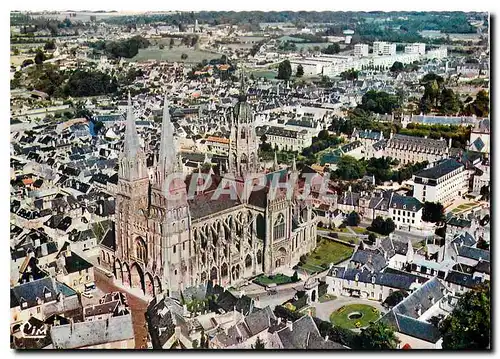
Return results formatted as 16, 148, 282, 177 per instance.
329, 303, 381, 329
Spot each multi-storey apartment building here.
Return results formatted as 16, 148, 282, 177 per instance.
404, 43, 426, 55
354, 44, 369, 57
412, 159, 468, 205
373, 41, 397, 56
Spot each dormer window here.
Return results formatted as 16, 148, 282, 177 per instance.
21, 301, 28, 309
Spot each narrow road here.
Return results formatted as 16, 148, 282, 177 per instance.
94, 269, 149, 349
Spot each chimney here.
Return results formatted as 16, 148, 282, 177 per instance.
325, 335, 329, 342
277, 317, 282, 325
286, 320, 293, 331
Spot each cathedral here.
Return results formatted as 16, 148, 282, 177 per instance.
113, 86, 318, 297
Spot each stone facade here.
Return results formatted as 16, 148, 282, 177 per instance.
113, 89, 317, 297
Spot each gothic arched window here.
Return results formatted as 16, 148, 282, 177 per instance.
273, 213, 286, 241
135, 237, 147, 263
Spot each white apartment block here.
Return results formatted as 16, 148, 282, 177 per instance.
373, 41, 396, 56
291, 51, 423, 77
354, 43, 369, 57
289, 60, 323, 76
425, 46, 448, 60
405, 43, 426, 55
412, 159, 468, 206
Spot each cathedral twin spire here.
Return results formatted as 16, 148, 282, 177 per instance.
123, 92, 142, 158
158, 93, 177, 176
121, 92, 179, 188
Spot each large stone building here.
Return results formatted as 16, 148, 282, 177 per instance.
385, 134, 450, 165
113, 88, 318, 297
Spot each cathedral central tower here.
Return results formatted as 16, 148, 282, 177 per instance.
228, 74, 260, 178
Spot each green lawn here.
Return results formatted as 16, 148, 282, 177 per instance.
130, 46, 221, 63
253, 274, 296, 286
330, 304, 381, 329
350, 226, 369, 234
326, 227, 349, 233
300, 239, 354, 273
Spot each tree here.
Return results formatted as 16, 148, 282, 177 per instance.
367, 233, 377, 244
439, 88, 462, 115
340, 69, 359, 81
181, 53, 188, 60
422, 202, 445, 223
21, 59, 34, 68
64, 70, 118, 97
252, 337, 265, 349
291, 271, 299, 282
440, 283, 490, 349
359, 321, 400, 349
277, 60, 292, 81
476, 237, 489, 250
390, 61, 404, 73
384, 218, 396, 235
296, 64, 304, 77
359, 90, 400, 114
44, 40, 56, 51
383, 290, 408, 308
334, 156, 366, 180
34, 50, 46, 65
347, 211, 361, 226
369, 216, 396, 236
169, 38, 175, 49
322, 43, 340, 54
12, 47, 20, 55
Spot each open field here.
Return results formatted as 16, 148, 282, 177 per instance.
130, 46, 222, 64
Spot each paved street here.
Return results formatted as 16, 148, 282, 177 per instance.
94, 269, 149, 349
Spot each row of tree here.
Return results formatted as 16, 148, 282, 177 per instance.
331, 155, 428, 184
89, 35, 150, 59
419, 73, 489, 117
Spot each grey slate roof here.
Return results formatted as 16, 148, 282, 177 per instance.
378, 277, 447, 343
351, 249, 387, 272
331, 267, 426, 291
244, 306, 275, 336
451, 232, 476, 247
414, 159, 463, 180
445, 270, 483, 289
457, 245, 490, 262
11, 277, 58, 309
